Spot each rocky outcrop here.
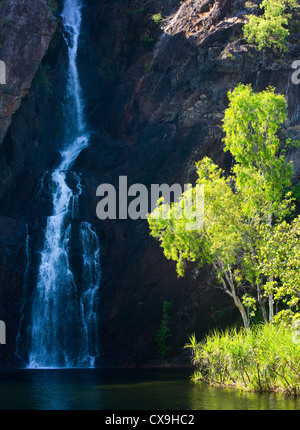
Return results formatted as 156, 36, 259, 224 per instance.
0, 0, 57, 197
0, 215, 26, 365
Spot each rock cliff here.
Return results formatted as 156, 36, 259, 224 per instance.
0, 0, 57, 196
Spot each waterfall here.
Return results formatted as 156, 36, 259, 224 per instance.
27, 0, 100, 368
78, 222, 101, 367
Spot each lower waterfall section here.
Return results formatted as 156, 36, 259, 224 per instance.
27, 215, 101, 369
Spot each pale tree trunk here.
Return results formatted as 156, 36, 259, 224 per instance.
269, 292, 274, 322
267, 213, 274, 322
218, 267, 250, 330
248, 242, 268, 322
234, 296, 250, 330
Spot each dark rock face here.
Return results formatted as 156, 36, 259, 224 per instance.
0, 216, 27, 366
0, 0, 58, 199
0, 0, 300, 367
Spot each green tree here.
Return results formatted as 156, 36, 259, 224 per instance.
149, 157, 260, 329
244, 0, 299, 52
148, 84, 296, 329
258, 216, 300, 321
223, 84, 294, 321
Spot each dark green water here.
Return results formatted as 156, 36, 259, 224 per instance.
0, 368, 299, 410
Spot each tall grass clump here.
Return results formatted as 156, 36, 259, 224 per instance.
186, 324, 300, 395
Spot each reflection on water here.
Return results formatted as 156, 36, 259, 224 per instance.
187, 382, 300, 410
0, 369, 299, 410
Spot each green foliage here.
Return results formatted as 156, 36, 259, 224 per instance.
245, 1, 258, 10
244, 0, 299, 52
155, 301, 172, 359
292, 182, 300, 203
186, 324, 300, 394
226, 52, 235, 60
273, 309, 300, 327
223, 84, 293, 219
148, 84, 298, 330
242, 294, 257, 318
258, 216, 300, 309
152, 12, 163, 26
141, 35, 155, 50
282, 137, 300, 155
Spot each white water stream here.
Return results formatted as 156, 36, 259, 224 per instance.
27, 0, 100, 368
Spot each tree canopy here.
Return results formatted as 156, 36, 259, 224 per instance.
148, 84, 299, 329
244, 0, 299, 52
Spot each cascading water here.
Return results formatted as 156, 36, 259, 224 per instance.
26, 0, 100, 368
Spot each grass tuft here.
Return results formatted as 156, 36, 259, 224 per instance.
186, 323, 300, 395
